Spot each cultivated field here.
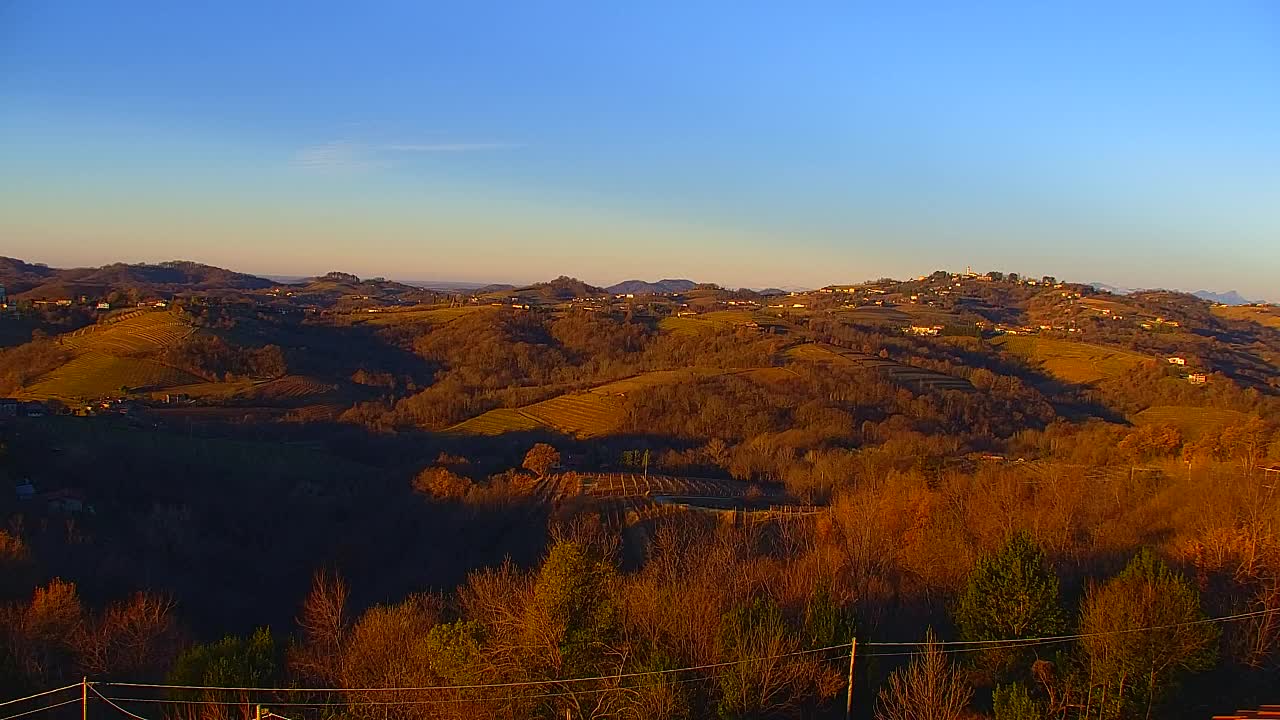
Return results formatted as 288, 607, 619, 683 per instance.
448, 407, 546, 435
1132, 405, 1252, 439
19, 312, 201, 400
152, 375, 337, 404
992, 335, 1148, 384
833, 306, 912, 325
343, 305, 485, 326
22, 352, 202, 400
520, 393, 627, 436
1079, 297, 1136, 316
658, 316, 715, 335
659, 310, 789, 336
1213, 304, 1280, 330
786, 343, 972, 392
62, 310, 194, 354
451, 367, 756, 437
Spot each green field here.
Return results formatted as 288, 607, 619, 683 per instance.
1132, 405, 1252, 439
992, 336, 1148, 384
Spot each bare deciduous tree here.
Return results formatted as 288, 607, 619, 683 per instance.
876, 628, 972, 720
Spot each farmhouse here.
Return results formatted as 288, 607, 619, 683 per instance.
907, 325, 943, 336
1188, 373, 1208, 385
1168, 357, 1187, 366
42, 488, 89, 514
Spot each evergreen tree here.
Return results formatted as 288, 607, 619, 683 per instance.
993, 682, 1042, 720
1078, 550, 1217, 719
953, 532, 1064, 679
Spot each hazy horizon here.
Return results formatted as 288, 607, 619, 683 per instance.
3, 3, 1278, 300
4, 251, 1267, 301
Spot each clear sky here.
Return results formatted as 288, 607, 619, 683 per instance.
2, 2, 1277, 299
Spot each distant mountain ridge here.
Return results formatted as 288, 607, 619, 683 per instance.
1090, 282, 1132, 295
1193, 289, 1255, 306
1, 258, 273, 297
605, 279, 698, 295
1091, 282, 1256, 306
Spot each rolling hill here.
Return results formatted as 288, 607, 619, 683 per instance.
605, 279, 698, 295
450, 368, 754, 437
785, 343, 973, 392
19, 311, 201, 400
992, 335, 1150, 385
11, 260, 273, 299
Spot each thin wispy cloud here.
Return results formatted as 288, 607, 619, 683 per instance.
293, 140, 518, 172
382, 142, 519, 152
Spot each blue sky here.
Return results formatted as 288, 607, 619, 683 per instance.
1, 2, 1277, 298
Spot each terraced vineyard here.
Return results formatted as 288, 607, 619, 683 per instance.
255, 376, 335, 400
581, 472, 754, 499
449, 407, 545, 435
1133, 405, 1252, 439
62, 311, 194, 354
19, 311, 201, 400
787, 343, 973, 392
450, 368, 734, 437
23, 352, 201, 400
521, 393, 626, 436
992, 335, 1149, 384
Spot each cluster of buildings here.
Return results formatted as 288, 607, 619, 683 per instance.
13, 480, 90, 514
0, 398, 47, 419
1167, 357, 1209, 385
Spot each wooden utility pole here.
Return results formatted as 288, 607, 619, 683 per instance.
82, 678, 87, 720
255, 704, 263, 720
845, 637, 857, 720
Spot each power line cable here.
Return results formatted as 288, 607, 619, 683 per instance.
98, 642, 850, 694
861, 606, 1278, 647
95, 605, 1280, 696
90, 687, 149, 720
97, 650, 853, 709
15, 603, 1277, 711
0, 698, 83, 720
0, 685, 83, 708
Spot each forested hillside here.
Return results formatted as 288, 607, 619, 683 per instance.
1, 263, 1279, 719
